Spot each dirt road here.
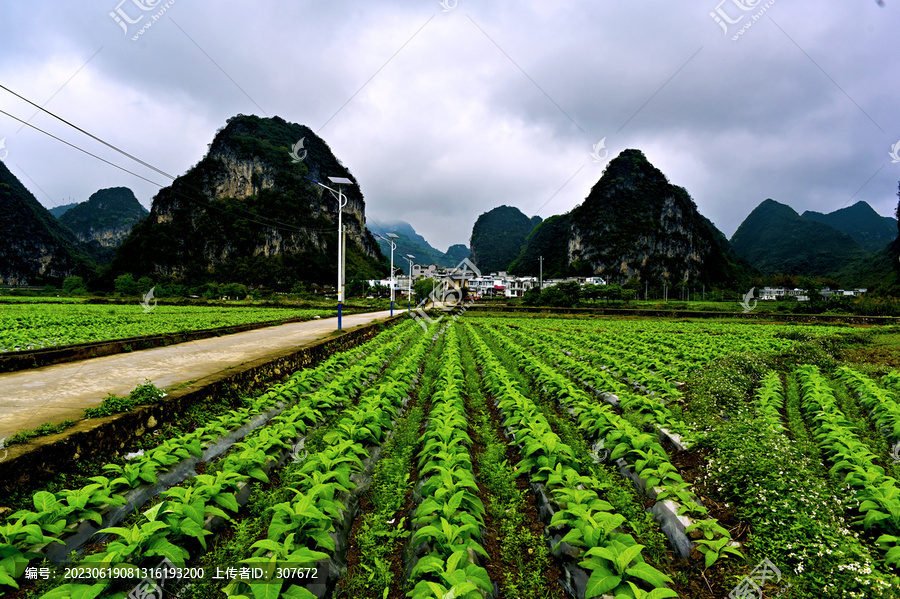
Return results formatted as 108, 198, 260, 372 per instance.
0, 310, 396, 440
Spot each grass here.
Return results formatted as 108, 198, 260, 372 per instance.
6, 420, 77, 445
82, 381, 167, 419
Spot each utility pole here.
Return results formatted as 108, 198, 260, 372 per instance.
539, 255, 543, 292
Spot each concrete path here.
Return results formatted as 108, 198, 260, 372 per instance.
0, 310, 397, 440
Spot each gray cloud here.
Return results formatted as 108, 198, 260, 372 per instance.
0, 0, 897, 253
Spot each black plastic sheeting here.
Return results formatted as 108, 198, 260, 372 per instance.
44, 402, 287, 564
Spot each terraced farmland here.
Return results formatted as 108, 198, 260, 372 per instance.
3, 316, 900, 599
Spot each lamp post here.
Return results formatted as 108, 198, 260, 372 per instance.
376, 233, 398, 316
402, 254, 415, 311
539, 255, 543, 291
305, 176, 352, 330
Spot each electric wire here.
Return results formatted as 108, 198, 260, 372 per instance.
0, 84, 362, 237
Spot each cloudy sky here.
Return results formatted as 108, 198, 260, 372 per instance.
0, 0, 898, 252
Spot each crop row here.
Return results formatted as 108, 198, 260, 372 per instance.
838, 366, 900, 443
479, 323, 741, 569
0, 304, 336, 352
406, 324, 492, 599
754, 371, 787, 433
796, 365, 900, 567
0, 321, 418, 596
225, 320, 433, 599
466, 323, 677, 599
493, 324, 686, 437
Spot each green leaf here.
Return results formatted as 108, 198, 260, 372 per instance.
0, 567, 20, 589
281, 586, 317, 599
250, 539, 285, 553
248, 468, 270, 483
586, 567, 622, 596
145, 537, 187, 563
33, 491, 59, 513
214, 493, 240, 513
249, 579, 282, 599
625, 562, 671, 588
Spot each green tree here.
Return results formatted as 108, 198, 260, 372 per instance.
413, 278, 438, 303
582, 283, 602, 302
346, 279, 370, 298
539, 287, 568, 307
522, 286, 542, 306
601, 283, 624, 303
114, 273, 139, 296
554, 281, 582, 306
62, 276, 87, 295
137, 276, 155, 294
220, 282, 248, 299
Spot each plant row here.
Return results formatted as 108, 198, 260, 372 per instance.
406, 324, 493, 599
493, 324, 686, 437
225, 322, 433, 599
754, 370, 787, 433
3, 322, 417, 596
838, 366, 900, 443
479, 323, 740, 570
796, 365, 900, 567
466, 323, 677, 599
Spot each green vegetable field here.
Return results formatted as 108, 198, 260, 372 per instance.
3, 316, 900, 599
0, 304, 336, 352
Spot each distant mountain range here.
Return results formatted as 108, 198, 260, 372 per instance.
367, 219, 469, 269
506, 149, 753, 288
0, 168, 149, 283
56, 187, 148, 263
4, 121, 897, 295
0, 161, 93, 285
48, 203, 79, 218
802, 201, 896, 253
730, 199, 897, 286
58, 187, 148, 247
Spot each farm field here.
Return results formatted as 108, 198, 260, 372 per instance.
2, 315, 900, 599
0, 304, 338, 352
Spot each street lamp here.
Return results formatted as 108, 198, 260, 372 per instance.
305, 176, 353, 330
402, 254, 415, 311
376, 233, 398, 316
539, 255, 543, 292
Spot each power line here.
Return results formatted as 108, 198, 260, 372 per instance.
0, 84, 356, 237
